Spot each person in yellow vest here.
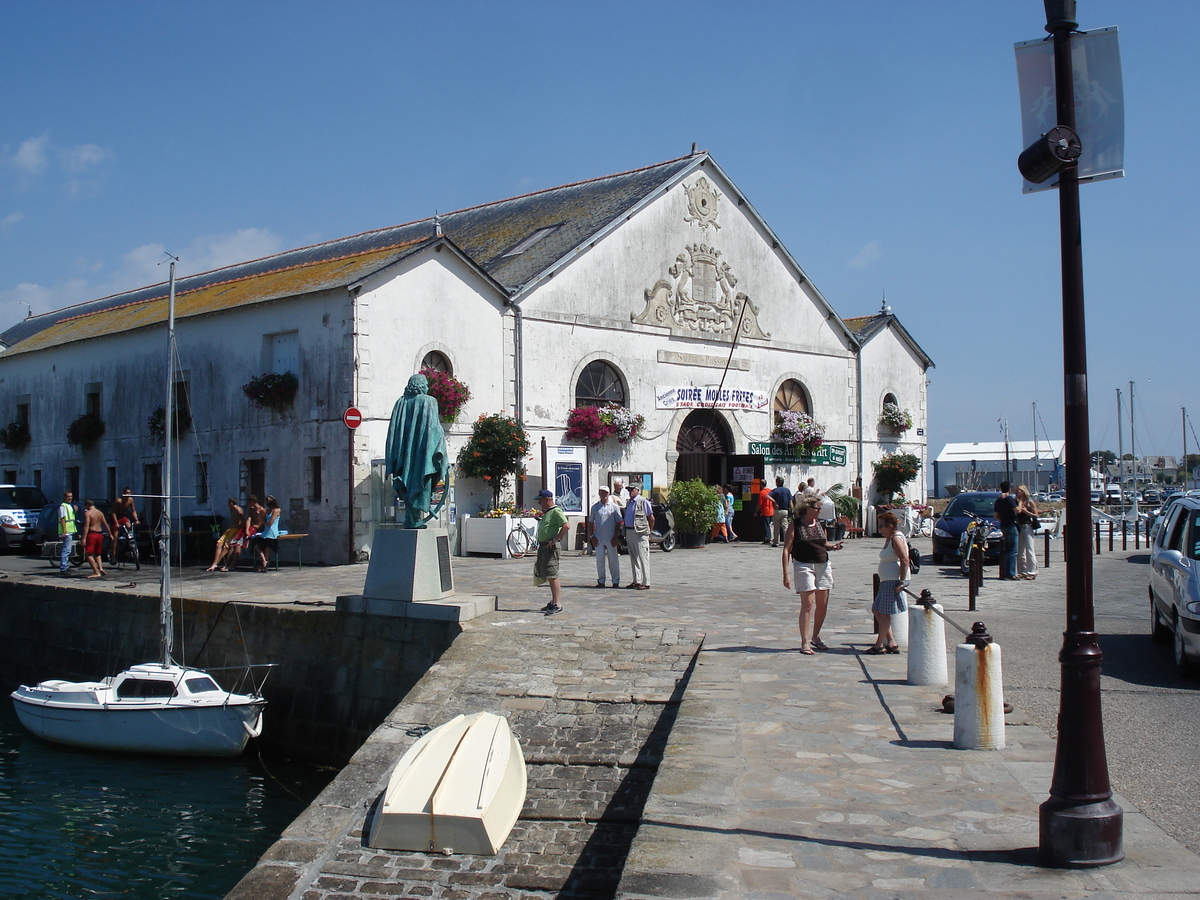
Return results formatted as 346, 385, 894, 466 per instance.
58, 491, 78, 575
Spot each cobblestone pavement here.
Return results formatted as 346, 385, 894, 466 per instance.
6, 534, 1200, 898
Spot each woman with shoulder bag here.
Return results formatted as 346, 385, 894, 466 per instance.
1014, 484, 1039, 580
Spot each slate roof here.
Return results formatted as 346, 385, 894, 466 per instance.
1, 154, 701, 355
842, 312, 935, 369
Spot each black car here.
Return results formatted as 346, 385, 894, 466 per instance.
931, 491, 1003, 565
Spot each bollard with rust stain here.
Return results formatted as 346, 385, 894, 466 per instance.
953, 623, 1005, 750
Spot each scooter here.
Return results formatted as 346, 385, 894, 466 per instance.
617, 502, 676, 553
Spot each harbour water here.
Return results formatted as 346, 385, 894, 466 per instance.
0, 699, 334, 900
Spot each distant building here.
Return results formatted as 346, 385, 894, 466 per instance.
933, 440, 1065, 497
0, 153, 933, 562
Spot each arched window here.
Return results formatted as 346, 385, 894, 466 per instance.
883, 392, 898, 410
773, 379, 810, 415
421, 351, 452, 375
575, 360, 625, 407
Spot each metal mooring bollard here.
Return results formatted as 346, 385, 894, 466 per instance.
906, 589, 948, 687
953, 623, 1005, 750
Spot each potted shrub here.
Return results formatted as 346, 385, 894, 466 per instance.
419, 366, 471, 424
667, 478, 720, 548
242, 371, 299, 412
456, 413, 531, 510
66, 413, 105, 448
823, 482, 861, 540
872, 452, 921, 501
0, 421, 31, 451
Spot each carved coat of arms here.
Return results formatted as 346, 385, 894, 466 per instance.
632, 243, 770, 340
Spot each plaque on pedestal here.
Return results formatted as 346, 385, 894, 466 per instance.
364, 528, 455, 603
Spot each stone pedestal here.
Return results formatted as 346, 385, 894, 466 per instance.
364, 528, 455, 603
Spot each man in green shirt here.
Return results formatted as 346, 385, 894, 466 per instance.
534, 489, 571, 615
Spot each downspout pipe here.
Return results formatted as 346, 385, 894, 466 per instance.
510, 297, 524, 507
855, 341, 864, 511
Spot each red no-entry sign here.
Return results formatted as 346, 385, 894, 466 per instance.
343, 407, 362, 429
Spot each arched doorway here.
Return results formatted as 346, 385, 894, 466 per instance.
675, 410, 731, 485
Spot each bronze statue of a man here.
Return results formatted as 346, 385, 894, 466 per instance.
385, 374, 448, 529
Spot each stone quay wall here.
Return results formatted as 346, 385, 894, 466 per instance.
0, 580, 459, 764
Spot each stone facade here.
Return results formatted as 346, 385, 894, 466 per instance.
0, 153, 933, 563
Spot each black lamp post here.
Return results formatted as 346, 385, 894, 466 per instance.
1023, 0, 1124, 866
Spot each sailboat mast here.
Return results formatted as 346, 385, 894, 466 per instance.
160, 261, 176, 667
1115, 389, 1123, 516
1129, 381, 1137, 518
1033, 402, 1040, 491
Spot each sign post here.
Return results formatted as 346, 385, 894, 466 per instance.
344, 407, 362, 562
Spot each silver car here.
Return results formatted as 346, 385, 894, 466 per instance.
1149, 496, 1200, 675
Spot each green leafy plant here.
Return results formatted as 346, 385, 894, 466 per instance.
242, 371, 299, 411
667, 478, 720, 538
419, 366, 471, 424
66, 413, 105, 448
873, 452, 921, 497
457, 413, 531, 509
824, 482, 861, 521
0, 421, 31, 451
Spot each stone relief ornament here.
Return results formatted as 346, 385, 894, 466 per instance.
683, 177, 720, 232
632, 243, 770, 340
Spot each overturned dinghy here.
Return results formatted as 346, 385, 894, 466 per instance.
368, 711, 526, 855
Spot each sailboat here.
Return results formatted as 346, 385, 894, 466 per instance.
11, 261, 270, 757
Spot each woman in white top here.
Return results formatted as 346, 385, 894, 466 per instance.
866, 510, 910, 655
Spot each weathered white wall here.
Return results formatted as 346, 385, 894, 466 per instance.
858, 325, 930, 502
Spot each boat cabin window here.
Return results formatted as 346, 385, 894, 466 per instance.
184, 676, 220, 694
115, 678, 176, 699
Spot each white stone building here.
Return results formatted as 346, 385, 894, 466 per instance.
0, 152, 933, 563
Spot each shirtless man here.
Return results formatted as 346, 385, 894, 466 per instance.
111, 487, 140, 530
207, 497, 244, 572
83, 499, 111, 578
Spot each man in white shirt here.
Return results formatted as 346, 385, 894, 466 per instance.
623, 483, 654, 590
587, 486, 622, 588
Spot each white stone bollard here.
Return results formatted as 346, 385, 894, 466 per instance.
953, 629, 1005, 750
906, 601, 948, 686
890, 601, 909, 647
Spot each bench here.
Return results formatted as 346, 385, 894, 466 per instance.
273, 532, 308, 569
838, 516, 865, 539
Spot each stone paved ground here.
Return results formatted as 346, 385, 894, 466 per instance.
6, 532, 1199, 898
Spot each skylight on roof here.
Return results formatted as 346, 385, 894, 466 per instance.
501, 225, 561, 258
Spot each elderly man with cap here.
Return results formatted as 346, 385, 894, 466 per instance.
587, 486, 622, 588
623, 482, 655, 590
534, 488, 571, 615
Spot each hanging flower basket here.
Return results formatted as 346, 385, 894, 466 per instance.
0, 421, 31, 451
879, 402, 913, 433
771, 410, 825, 451
419, 366, 471, 424
564, 404, 645, 447
66, 413, 106, 448
242, 371, 299, 411
147, 405, 193, 441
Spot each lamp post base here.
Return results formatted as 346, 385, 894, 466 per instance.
1039, 796, 1124, 867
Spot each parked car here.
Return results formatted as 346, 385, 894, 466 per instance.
1149, 495, 1200, 675
0, 484, 49, 549
931, 491, 1003, 565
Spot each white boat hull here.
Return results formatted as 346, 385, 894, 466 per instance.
10, 663, 266, 757
369, 711, 526, 855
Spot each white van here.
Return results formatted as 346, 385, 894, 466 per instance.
1104, 484, 1124, 503
0, 484, 49, 549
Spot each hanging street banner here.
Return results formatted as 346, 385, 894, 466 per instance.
749, 442, 848, 466
1015, 26, 1124, 193
656, 385, 769, 412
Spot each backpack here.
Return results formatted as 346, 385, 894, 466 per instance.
907, 540, 921, 575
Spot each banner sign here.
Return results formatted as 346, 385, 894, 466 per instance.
1015, 27, 1124, 193
656, 385, 769, 412
749, 442, 848, 467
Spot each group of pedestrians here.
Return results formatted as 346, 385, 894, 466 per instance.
56, 487, 142, 578
206, 494, 281, 573
993, 480, 1041, 580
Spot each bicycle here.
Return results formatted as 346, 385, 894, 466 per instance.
110, 522, 141, 570
506, 520, 537, 559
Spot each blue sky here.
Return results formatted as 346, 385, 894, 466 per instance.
2, 1, 1196, 483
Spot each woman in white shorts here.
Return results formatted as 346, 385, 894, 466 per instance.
782, 496, 844, 654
